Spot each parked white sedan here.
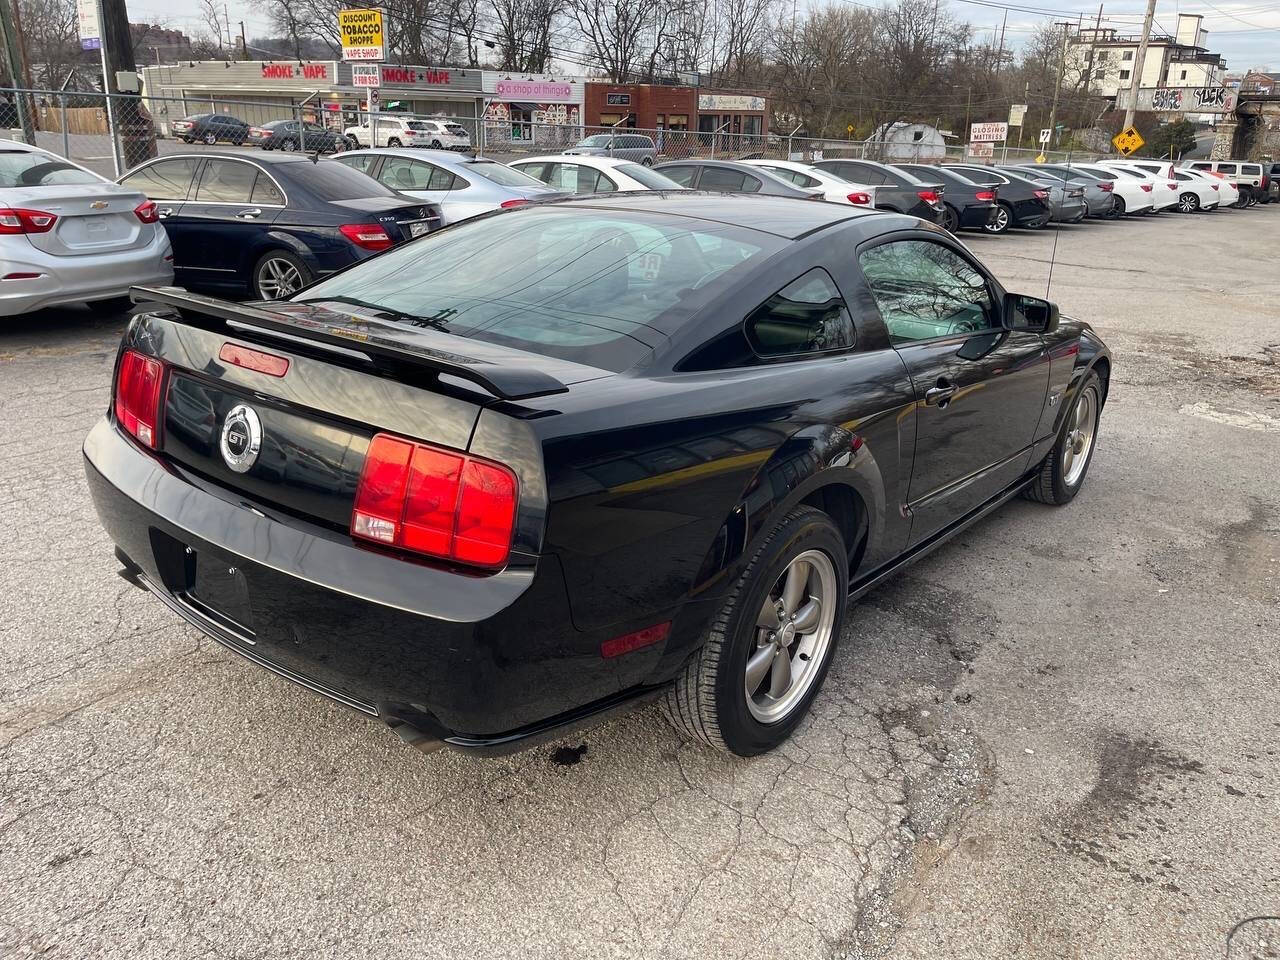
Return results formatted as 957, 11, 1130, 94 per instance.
740, 159, 877, 206
508, 154, 688, 193
1097, 160, 1180, 212
0, 140, 173, 316
1178, 166, 1240, 208
1063, 162, 1155, 216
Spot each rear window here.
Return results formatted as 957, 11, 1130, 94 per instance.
0, 150, 100, 187
295, 208, 775, 371
299, 160, 398, 199
1241, 164, 1262, 175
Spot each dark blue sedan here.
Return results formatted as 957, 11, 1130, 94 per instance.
118, 152, 441, 299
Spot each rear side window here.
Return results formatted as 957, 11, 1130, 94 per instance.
379, 156, 432, 190
1218, 163, 1238, 174
336, 153, 376, 174
1242, 164, 1262, 175
746, 268, 854, 359
251, 173, 285, 205
120, 157, 200, 200
838, 163, 885, 184
195, 159, 257, 203
699, 168, 752, 192
659, 165, 697, 187
467, 160, 546, 187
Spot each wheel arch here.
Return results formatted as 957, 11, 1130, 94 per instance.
690, 422, 888, 606
238, 231, 320, 277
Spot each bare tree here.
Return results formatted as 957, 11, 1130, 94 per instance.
17, 0, 83, 88
489, 0, 565, 72
570, 0, 678, 82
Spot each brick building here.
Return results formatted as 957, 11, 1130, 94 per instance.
583, 81, 771, 136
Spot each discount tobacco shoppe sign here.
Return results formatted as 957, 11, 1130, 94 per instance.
338, 8, 385, 61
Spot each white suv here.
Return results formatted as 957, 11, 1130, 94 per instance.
344, 116, 471, 151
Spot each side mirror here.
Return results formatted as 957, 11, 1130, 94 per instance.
1005, 293, 1060, 334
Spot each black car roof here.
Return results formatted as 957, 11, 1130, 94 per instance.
543, 191, 888, 240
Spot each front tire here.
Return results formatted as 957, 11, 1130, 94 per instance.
1026, 369, 1102, 505
202, 130, 217, 145
664, 506, 848, 756
252, 250, 311, 300
984, 202, 1012, 234
642, 156, 654, 166
281, 138, 297, 152
387, 137, 402, 148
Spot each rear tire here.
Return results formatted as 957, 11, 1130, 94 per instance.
941, 203, 960, 232
202, 130, 217, 145
281, 138, 297, 152
663, 506, 848, 756
1025, 369, 1102, 506
251, 250, 311, 300
430, 139, 442, 149
984, 202, 1012, 234
1113, 195, 1127, 216
1177, 192, 1199, 213
642, 156, 654, 166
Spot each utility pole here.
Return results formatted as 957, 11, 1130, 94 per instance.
1084, 4, 1103, 94
1045, 21, 1071, 152
0, 0, 34, 141
238, 20, 247, 60
100, 0, 154, 168
1122, 0, 1158, 129
994, 10, 1007, 81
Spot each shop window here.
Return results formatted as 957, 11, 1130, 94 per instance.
668, 115, 689, 131
743, 116, 762, 137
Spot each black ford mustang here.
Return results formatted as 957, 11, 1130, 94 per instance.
85, 194, 1110, 757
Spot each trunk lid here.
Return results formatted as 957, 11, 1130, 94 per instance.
14, 183, 156, 257
329, 196, 441, 242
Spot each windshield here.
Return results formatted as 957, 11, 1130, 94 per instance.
615, 163, 687, 189
467, 160, 547, 187
296, 208, 775, 371
0, 150, 100, 187
577, 135, 614, 147
301, 160, 399, 199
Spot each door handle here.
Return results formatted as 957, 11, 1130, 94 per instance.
235, 208, 263, 220
157, 207, 174, 219
924, 380, 958, 407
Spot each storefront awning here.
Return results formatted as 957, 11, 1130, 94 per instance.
509, 102, 539, 111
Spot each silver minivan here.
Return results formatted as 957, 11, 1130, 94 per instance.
562, 133, 657, 165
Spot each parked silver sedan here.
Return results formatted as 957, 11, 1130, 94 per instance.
332, 148, 565, 226
0, 139, 173, 316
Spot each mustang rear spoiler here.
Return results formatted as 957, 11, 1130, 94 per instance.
128, 286, 570, 401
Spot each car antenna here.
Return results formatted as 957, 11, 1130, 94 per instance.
308, 148, 321, 165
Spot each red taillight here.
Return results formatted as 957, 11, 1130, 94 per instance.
1167, 182, 1176, 190
601, 622, 672, 659
339, 223, 393, 251
499, 199, 530, 209
917, 190, 940, 204
219, 342, 289, 377
114, 349, 165, 449
974, 189, 996, 201
352, 432, 518, 568
1140, 184, 1153, 192
846, 192, 872, 205
134, 200, 159, 224
2, 272, 40, 280
1211, 184, 1219, 190
1099, 181, 1114, 192
0, 207, 57, 234
1033, 189, 1049, 200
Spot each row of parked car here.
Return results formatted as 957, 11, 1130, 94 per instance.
1, 131, 1273, 317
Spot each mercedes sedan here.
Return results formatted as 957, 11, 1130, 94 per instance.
85, 194, 1110, 758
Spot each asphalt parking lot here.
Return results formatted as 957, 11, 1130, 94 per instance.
2, 207, 1278, 959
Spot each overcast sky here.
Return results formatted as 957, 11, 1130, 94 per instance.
139, 0, 1276, 74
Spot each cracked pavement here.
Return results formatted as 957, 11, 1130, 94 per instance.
2, 209, 1278, 959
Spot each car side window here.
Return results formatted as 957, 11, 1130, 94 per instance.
251, 173, 285, 205
379, 156, 432, 190
660, 165, 697, 187
1218, 163, 1238, 174
745, 268, 855, 359
426, 165, 456, 190
844, 164, 885, 184
512, 162, 546, 182
337, 153, 376, 174
194, 159, 257, 203
699, 167, 749, 192
859, 239, 997, 344
119, 157, 200, 201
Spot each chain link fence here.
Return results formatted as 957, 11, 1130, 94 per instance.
1, 86, 1094, 180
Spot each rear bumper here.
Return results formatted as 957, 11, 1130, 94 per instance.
958, 203, 996, 229
1012, 201, 1051, 228
84, 417, 687, 753
0, 232, 172, 316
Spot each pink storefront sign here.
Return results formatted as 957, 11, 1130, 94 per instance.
494, 79, 577, 103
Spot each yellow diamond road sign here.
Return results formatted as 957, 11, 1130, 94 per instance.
1113, 125, 1145, 156
1035, 153, 1047, 163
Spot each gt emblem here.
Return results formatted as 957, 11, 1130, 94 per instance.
90, 200, 109, 209
220, 404, 262, 473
